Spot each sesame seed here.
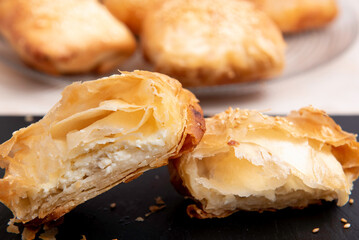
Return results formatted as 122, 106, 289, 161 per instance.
135, 217, 144, 222
344, 223, 351, 229
312, 228, 320, 233
349, 198, 354, 204
341, 218, 348, 223
25, 115, 34, 122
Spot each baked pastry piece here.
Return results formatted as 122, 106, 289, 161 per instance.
141, 0, 285, 87
0, 70, 205, 225
249, 0, 338, 33
169, 107, 359, 218
103, 0, 161, 35
0, 0, 136, 75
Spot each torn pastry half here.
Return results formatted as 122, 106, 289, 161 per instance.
141, 0, 285, 87
169, 107, 359, 218
0, 0, 136, 75
0, 70, 205, 225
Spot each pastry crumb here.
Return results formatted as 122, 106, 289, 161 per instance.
39, 227, 58, 240
6, 224, 20, 234
7, 218, 59, 240
6, 218, 20, 234
110, 203, 116, 209
135, 217, 144, 222
341, 218, 348, 223
312, 227, 320, 233
145, 204, 166, 217
22, 227, 41, 240
155, 196, 165, 205
149, 204, 166, 212
349, 198, 354, 204
81, 235, 87, 240
344, 223, 351, 229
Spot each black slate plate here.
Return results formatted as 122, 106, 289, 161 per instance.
0, 116, 359, 240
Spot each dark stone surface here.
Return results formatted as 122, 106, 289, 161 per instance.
0, 116, 358, 240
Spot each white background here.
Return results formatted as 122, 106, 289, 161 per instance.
0, 0, 358, 116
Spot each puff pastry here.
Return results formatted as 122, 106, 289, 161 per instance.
0, 70, 205, 224
169, 107, 359, 218
249, 0, 338, 33
0, 0, 136, 75
141, 0, 285, 87
103, 0, 161, 35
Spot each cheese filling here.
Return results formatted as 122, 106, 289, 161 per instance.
186, 129, 350, 213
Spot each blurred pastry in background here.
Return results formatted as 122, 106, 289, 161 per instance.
169, 107, 359, 218
103, 0, 161, 35
141, 0, 286, 87
0, 0, 136, 75
249, 0, 338, 33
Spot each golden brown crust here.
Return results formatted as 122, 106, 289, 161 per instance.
0, 70, 204, 224
250, 0, 338, 33
141, 0, 285, 87
0, 0, 136, 75
175, 104, 206, 157
170, 106, 359, 218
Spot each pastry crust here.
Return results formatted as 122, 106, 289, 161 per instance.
250, 0, 338, 33
0, 70, 205, 224
169, 107, 359, 218
141, 0, 285, 87
0, 0, 136, 75
103, 0, 161, 35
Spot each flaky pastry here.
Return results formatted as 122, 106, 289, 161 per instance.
141, 0, 285, 87
0, 0, 136, 75
249, 0, 338, 33
0, 70, 205, 224
169, 107, 359, 218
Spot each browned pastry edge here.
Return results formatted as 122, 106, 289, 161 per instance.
186, 204, 233, 219
24, 211, 67, 227
174, 104, 206, 158
184, 200, 324, 219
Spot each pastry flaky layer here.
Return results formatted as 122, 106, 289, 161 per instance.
0, 0, 136, 75
142, 0, 285, 87
0, 70, 205, 224
249, 0, 338, 33
169, 107, 359, 219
